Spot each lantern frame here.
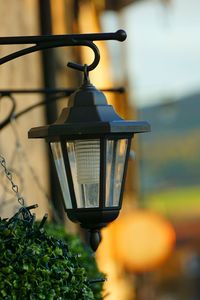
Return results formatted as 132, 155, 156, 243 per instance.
48, 133, 132, 225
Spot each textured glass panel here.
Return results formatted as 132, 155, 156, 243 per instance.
50, 142, 72, 209
66, 140, 100, 208
105, 139, 128, 207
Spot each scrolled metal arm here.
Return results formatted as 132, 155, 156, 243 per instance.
0, 29, 127, 71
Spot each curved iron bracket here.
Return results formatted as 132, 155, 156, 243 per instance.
0, 30, 127, 73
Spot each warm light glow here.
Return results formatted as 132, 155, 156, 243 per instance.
66, 140, 100, 208
108, 210, 176, 272
74, 140, 100, 184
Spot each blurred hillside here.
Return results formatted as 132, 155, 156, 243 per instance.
139, 92, 200, 194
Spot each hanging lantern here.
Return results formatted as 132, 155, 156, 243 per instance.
28, 76, 150, 250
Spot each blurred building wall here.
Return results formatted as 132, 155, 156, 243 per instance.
0, 1, 50, 218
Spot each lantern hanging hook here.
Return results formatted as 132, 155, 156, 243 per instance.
67, 40, 100, 74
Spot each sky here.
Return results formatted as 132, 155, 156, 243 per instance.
102, 0, 200, 107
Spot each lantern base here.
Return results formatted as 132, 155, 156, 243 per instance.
66, 208, 120, 251
66, 207, 120, 229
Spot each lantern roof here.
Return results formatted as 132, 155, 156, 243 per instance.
28, 82, 150, 139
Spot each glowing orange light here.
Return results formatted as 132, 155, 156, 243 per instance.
109, 210, 176, 272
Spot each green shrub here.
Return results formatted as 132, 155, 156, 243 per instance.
0, 207, 103, 299
45, 223, 103, 300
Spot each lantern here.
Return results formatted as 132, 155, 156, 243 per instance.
28, 80, 150, 250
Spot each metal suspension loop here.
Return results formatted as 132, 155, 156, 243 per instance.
83, 64, 90, 83
67, 40, 100, 73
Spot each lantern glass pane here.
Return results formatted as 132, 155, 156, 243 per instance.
66, 140, 100, 208
50, 142, 72, 209
105, 139, 128, 207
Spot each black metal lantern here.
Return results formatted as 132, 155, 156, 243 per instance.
28, 76, 150, 250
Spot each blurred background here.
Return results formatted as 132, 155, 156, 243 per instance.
0, 0, 200, 299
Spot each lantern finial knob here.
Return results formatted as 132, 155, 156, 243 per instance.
89, 229, 102, 251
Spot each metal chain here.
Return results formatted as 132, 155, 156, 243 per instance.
0, 154, 25, 206
10, 117, 62, 223
10, 117, 48, 199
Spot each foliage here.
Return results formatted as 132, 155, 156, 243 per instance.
45, 223, 104, 300
0, 207, 103, 299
